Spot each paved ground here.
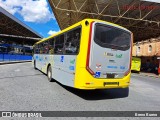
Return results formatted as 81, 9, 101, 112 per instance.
0, 63, 160, 119
132, 72, 160, 78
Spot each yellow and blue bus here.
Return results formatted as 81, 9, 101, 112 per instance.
131, 57, 141, 72
33, 19, 133, 91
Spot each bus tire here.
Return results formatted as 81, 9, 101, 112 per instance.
47, 65, 53, 82
34, 61, 37, 70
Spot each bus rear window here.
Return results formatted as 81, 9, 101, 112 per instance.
94, 23, 131, 50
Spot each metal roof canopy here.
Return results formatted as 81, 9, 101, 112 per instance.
0, 36, 36, 45
49, 0, 160, 42
0, 7, 42, 42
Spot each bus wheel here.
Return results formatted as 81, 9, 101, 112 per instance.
34, 61, 37, 70
47, 66, 53, 82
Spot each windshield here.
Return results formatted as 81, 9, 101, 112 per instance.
94, 23, 131, 51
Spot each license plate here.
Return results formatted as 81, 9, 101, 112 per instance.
106, 73, 115, 78
104, 82, 119, 86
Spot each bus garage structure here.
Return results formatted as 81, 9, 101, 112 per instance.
0, 6, 42, 61
0, 6, 42, 45
49, 0, 160, 74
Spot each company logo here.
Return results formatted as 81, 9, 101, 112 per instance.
120, 66, 125, 69
116, 54, 122, 58
107, 66, 118, 69
109, 60, 116, 63
69, 66, 75, 70
35, 56, 38, 60
1, 112, 42, 118
104, 52, 113, 56
70, 59, 75, 64
2, 112, 11, 117
39, 58, 42, 61
60, 56, 64, 62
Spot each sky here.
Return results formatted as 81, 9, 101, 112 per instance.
0, 0, 159, 38
0, 0, 60, 38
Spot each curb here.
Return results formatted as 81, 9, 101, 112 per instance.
132, 72, 160, 78
140, 74, 160, 78
0, 60, 32, 65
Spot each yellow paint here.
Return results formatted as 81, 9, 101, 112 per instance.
74, 67, 131, 89
131, 57, 141, 72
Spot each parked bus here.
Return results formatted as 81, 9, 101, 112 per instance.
33, 19, 133, 91
131, 57, 141, 72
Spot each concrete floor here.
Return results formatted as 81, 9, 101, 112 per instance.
0, 63, 160, 119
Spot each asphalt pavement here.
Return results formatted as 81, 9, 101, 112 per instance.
0, 63, 160, 119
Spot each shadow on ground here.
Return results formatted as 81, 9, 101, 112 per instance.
57, 82, 129, 100
37, 69, 129, 100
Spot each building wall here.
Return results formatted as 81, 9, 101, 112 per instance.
132, 38, 160, 73
132, 38, 160, 57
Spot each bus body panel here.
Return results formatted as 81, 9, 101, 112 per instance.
74, 67, 130, 89
90, 43, 130, 78
89, 22, 131, 79
33, 19, 133, 90
131, 57, 141, 72
74, 20, 132, 89
34, 54, 52, 74
34, 54, 75, 87
74, 20, 91, 68
52, 55, 76, 87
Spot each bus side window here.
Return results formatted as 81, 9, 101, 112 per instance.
36, 44, 40, 54
34, 45, 36, 54
48, 38, 54, 54
43, 41, 49, 54
55, 35, 64, 54
40, 43, 43, 54
65, 27, 81, 54
32, 46, 35, 55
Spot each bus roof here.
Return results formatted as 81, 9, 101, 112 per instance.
34, 19, 132, 46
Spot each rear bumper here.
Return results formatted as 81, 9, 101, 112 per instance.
74, 68, 131, 90
131, 67, 140, 72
